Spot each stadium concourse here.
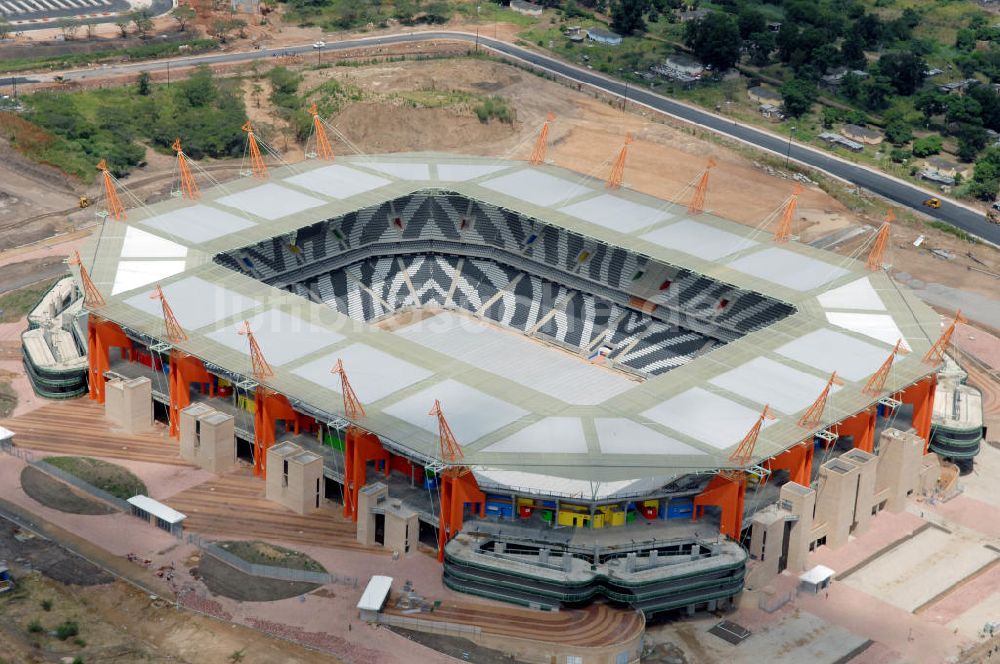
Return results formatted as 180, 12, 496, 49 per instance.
72, 151, 950, 617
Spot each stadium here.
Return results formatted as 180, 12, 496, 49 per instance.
71, 147, 954, 618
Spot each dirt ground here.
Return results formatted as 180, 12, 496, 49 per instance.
19, 466, 116, 515
196, 553, 320, 602
388, 627, 517, 664
0, 564, 344, 664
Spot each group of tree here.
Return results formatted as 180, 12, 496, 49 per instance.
22, 66, 247, 181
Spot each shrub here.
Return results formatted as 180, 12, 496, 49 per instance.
41, 599, 53, 611
912, 135, 943, 158
55, 620, 79, 640
473, 96, 515, 125
27, 620, 43, 634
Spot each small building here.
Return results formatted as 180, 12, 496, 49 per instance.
265, 441, 324, 515
664, 54, 704, 77
651, 54, 705, 87
923, 156, 972, 181
357, 575, 393, 622
799, 565, 835, 594
925, 68, 944, 77
767, 21, 782, 32
105, 376, 153, 434
938, 79, 978, 95
758, 103, 785, 121
509, 0, 542, 17
818, 132, 864, 152
564, 26, 585, 42
127, 495, 187, 537
586, 27, 623, 46
679, 8, 709, 22
179, 403, 236, 474
747, 85, 782, 106
841, 124, 883, 146
820, 67, 869, 89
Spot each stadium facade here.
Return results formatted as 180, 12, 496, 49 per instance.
74, 153, 953, 616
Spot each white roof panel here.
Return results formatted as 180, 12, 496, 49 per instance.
357, 575, 393, 611
557, 194, 673, 233
382, 379, 528, 446
283, 164, 391, 199
436, 163, 507, 181
775, 328, 892, 382
727, 247, 849, 291
473, 468, 649, 500
642, 387, 776, 450
641, 218, 756, 260
483, 417, 587, 454
291, 343, 432, 403
111, 260, 187, 296
128, 495, 186, 524
393, 311, 635, 405
206, 308, 343, 366
825, 312, 911, 351
817, 277, 885, 311
595, 418, 706, 455
709, 356, 842, 415
140, 204, 255, 243
121, 226, 188, 258
800, 564, 835, 585
216, 183, 325, 221
122, 276, 259, 331
480, 169, 589, 207
364, 162, 432, 180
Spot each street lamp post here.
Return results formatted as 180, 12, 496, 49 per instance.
475, 5, 481, 53
786, 126, 796, 167
316, 43, 323, 66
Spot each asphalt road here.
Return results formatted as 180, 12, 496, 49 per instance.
60, 30, 1000, 245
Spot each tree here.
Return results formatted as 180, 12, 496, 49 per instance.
821, 106, 840, 129
955, 124, 988, 162
251, 83, 263, 108
746, 31, 775, 68
915, 90, 948, 123
911, 135, 943, 158
877, 52, 927, 96
885, 120, 913, 146
840, 30, 868, 69
737, 5, 765, 40
956, 28, 976, 53
684, 12, 741, 72
130, 10, 153, 38
171, 5, 196, 32
57, 18, 80, 40
0, 19, 13, 40
969, 148, 1000, 200
178, 66, 217, 107
780, 78, 817, 118
610, 0, 648, 36
84, 20, 96, 39
136, 71, 151, 96
115, 19, 129, 38
861, 76, 893, 111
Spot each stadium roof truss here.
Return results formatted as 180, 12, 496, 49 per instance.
81, 153, 940, 489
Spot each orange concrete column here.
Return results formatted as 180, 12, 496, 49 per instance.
899, 376, 936, 452
767, 443, 813, 487
693, 473, 745, 539
87, 318, 132, 404
837, 408, 876, 453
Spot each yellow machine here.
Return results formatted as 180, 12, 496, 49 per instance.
923, 197, 941, 209
78, 196, 90, 208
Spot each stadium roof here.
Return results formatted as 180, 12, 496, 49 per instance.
80, 153, 941, 490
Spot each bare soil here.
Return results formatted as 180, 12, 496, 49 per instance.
388, 627, 520, 664
196, 553, 320, 602
20, 466, 116, 515
0, 512, 112, 585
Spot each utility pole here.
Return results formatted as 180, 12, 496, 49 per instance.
166, 61, 170, 88
786, 126, 796, 167
10, 76, 16, 101
475, 5, 480, 54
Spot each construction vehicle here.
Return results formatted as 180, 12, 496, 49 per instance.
78, 196, 91, 209
0, 562, 12, 594
923, 197, 941, 209
988, 208, 1000, 225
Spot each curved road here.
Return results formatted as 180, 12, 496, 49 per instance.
59, 30, 1000, 245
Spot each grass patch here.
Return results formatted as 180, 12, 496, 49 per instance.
396, 89, 476, 109
927, 220, 979, 243
44, 457, 147, 500
473, 95, 515, 124
0, 39, 217, 75
54, 620, 79, 640
0, 278, 60, 324
218, 540, 326, 573
0, 380, 18, 419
